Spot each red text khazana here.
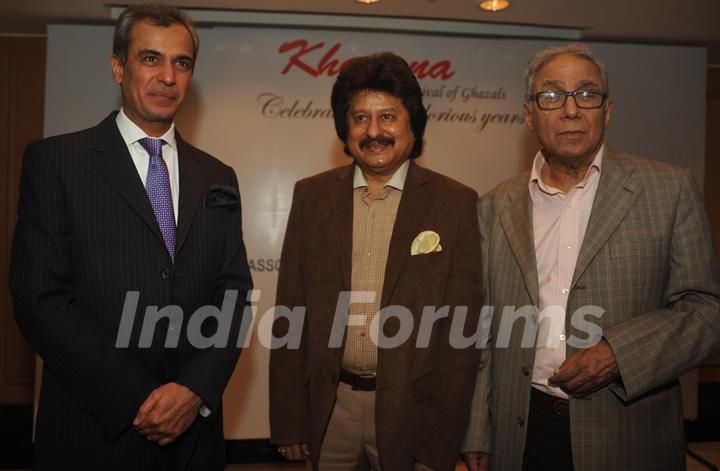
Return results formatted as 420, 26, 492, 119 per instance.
279, 39, 455, 80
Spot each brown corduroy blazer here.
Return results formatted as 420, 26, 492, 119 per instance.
269, 161, 487, 471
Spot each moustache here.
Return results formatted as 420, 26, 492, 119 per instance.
360, 136, 395, 149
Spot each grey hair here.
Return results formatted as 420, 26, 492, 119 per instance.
524, 42, 609, 101
112, 4, 199, 68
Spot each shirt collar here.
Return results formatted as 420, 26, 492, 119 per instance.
353, 159, 410, 190
116, 108, 177, 151
529, 143, 604, 194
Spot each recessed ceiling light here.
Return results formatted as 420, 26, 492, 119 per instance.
355, 0, 382, 3
478, 0, 510, 12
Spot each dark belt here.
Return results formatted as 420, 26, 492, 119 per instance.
339, 369, 376, 391
531, 387, 570, 417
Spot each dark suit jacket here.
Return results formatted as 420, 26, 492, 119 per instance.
269, 162, 485, 471
464, 148, 720, 471
10, 112, 253, 471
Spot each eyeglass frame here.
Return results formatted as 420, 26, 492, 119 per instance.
528, 90, 608, 110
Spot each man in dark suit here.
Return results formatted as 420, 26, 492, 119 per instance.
463, 42, 720, 471
10, 5, 252, 470
269, 52, 489, 471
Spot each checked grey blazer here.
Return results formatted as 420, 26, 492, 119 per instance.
464, 148, 720, 471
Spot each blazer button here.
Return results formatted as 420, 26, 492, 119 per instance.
522, 366, 530, 376
161, 268, 171, 279
517, 417, 525, 426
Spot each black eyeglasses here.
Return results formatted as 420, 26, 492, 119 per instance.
529, 90, 608, 110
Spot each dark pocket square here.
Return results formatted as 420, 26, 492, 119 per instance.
205, 185, 239, 209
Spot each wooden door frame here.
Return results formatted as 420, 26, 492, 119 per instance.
0, 36, 46, 405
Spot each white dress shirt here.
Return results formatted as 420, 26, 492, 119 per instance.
115, 108, 179, 223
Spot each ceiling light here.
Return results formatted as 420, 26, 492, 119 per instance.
355, 0, 382, 3
478, 0, 510, 12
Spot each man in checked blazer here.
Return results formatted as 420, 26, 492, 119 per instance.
269, 52, 488, 471
10, 5, 252, 470
463, 43, 720, 471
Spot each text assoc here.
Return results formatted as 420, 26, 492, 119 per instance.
249, 258, 281, 272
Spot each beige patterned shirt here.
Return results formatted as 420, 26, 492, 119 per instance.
342, 161, 409, 374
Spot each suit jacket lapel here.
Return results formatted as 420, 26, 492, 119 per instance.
381, 162, 431, 307
175, 134, 206, 256
571, 149, 641, 286
89, 112, 165, 245
328, 164, 355, 292
499, 180, 540, 306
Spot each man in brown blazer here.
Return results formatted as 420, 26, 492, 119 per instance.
269, 52, 488, 471
463, 43, 720, 471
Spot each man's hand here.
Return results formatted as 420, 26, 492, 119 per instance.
549, 339, 619, 397
133, 382, 203, 446
462, 451, 490, 471
277, 443, 309, 461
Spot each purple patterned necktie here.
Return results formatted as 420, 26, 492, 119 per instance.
138, 137, 176, 262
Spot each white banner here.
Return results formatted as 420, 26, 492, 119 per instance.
45, 24, 705, 439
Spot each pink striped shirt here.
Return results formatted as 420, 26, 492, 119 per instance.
529, 145, 604, 398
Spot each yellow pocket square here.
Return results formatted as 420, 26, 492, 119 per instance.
411, 230, 442, 255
